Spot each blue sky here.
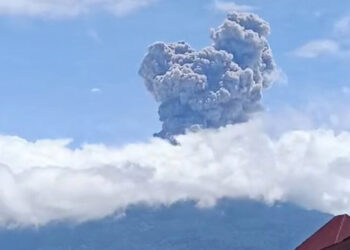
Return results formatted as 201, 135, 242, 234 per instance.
0, 0, 349, 146
2, 0, 350, 227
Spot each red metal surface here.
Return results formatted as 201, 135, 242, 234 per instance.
323, 237, 350, 250
296, 214, 350, 250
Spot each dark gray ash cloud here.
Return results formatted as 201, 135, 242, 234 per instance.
139, 12, 277, 139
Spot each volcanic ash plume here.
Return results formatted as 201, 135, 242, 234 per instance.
139, 12, 277, 139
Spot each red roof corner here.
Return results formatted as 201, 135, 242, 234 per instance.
296, 214, 350, 250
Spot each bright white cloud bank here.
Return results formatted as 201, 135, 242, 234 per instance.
0, 0, 157, 17
1, 118, 350, 227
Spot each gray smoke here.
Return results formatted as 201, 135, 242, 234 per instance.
139, 12, 277, 139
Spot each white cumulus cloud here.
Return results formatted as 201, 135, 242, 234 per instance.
213, 0, 255, 13
291, 39, 340, 58
291, 15, 350, 59
0, 117, 350, 227
0, 0, 158, 18
334, 16, 350, 37
90, 87, 101, 93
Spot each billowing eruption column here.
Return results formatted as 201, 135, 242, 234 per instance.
139, 12, 277, 140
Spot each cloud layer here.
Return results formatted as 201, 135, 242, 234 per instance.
0, 0, 157, 17
139, 12, 277, 139
1, 117, 350, 227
